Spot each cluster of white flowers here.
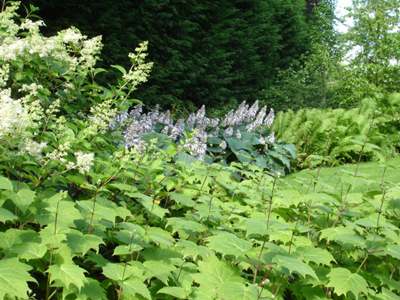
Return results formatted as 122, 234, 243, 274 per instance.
88, 99, 118, 135
0, 5, 102, 71
64, 150, 95, 174
46, 143, 70, 164
19, 139, 47, 162
0, 89, 31, 139
75, 151, 95, 174
124, 41, 154, 87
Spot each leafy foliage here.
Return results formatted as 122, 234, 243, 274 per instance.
0, 4, 399, 300
272, 94, 400, 169
22, 0, 313, 108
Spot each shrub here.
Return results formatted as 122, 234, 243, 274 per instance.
112, 100, 296, 175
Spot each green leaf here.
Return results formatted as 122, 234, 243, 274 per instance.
327, 268, 368, 300
206, 234, 252, 257
68, 278, 107, 300
120, 278, 151, 300
385, 244, 400, 260
0, 258, 37, 299
111, 64, 127, 75
128, 192, 168, 219
319, 227, 366, 249
157, 286, 187, 299
12, 242, 47, 260
217, 282, 259, 300
143, 260, 175, 284
191, 255, 245, 295
5, 188, 36, 214
113, 244, 143, 256
66, 231, 105, 255
273, 255, 318, 279
0, 207, 17, 223
175, 239, 213, 260
169, 192, 195, 207
295, 247, 337, 265
103, 263, 125, 281
0, 176, 13, 191
167, 217, 206, 237
146, 226, 175, 246
47, 263, 88, 291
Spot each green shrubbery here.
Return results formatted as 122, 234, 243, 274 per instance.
272, 94, 400, 169
1, 3, 400, 300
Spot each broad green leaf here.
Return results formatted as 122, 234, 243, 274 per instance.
77, 200, 118, 224
300, 286, 329, 300
191, 255, 245, 296
12, 242, 47, 260
103, 263, 125, 281
40, 224, 68, 247
5, 188, 36, 213
273, 255, 318, 279
143, 260, 175, 284
47, 263, 88, 291
141, 246, 182, 261
167, 217, 206, 237
0, 207, 17, 223
157, 286, 187, 299
66, 231, 105, 255
128, 192, 168, 219
0, 176, 13, 191
0, 258, 37, 299
175, 239, 213, 260
120, 278, 151, 300
113, 244, 143, 256
295, 247, 336, 265
374, 274, 400, 293
319, 227, 366, 249
206, 234, 252, 257
327, 268, 368, 300
0, 229, 40, 250
217, 282, 259, 300
385, 245, 400, 260
301, 192, 340, 205
355, 217, 379, 228
67, 278, 107, 300
146, 226, 175, 246
169, 192, 195, 207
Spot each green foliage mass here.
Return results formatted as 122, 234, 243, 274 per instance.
1, 3, 400, 300
272, 93, 400, 169
22, 0, 313, 108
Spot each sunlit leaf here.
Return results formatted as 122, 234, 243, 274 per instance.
0, 258, 37, 299
327, 268, 368, 300
206, 234, 252, 257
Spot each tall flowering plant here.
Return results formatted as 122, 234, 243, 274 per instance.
113, 100, 296, 175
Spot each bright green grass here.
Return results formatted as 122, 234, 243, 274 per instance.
281, 158, 400, 194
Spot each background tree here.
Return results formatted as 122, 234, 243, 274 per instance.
341, 0, 400, 103
22, 0, 314, 109
263, 0, 344, 111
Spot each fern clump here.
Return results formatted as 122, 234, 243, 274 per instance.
272, 95, 400, 169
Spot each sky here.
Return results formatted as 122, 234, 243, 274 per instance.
335, 0, 353, 33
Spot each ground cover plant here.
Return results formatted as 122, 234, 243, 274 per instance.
0, 2, 400, 300
282, 158, 400, 194
272, 93, 400, 169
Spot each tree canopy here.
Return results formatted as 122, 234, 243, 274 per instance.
22, 0, 317, 109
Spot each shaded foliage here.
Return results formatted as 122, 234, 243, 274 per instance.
21, 0, 313, 108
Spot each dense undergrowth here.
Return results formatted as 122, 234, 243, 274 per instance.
0, 3, 400, 300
